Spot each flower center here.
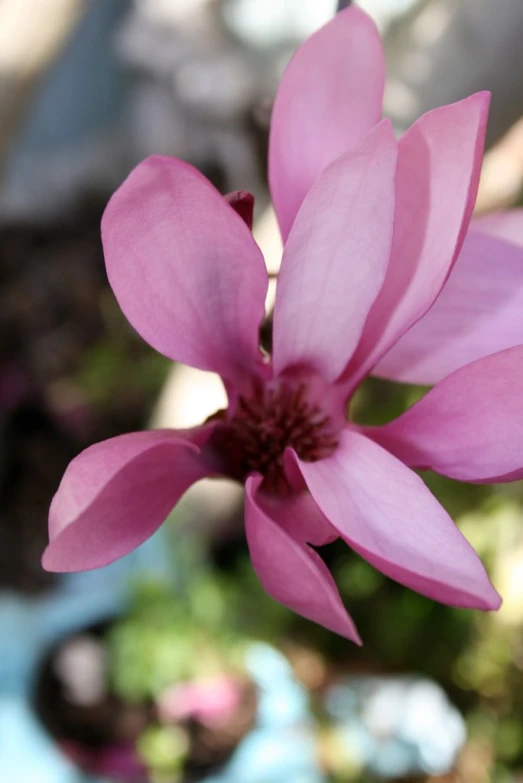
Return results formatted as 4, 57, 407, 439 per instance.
210, 381, 340, 494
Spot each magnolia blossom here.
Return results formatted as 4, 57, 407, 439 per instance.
44, 7, 523, 643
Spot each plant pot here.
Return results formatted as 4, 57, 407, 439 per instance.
0, 529, 324, 782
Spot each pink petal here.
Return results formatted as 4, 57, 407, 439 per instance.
373, 228, 523, 384
269, 6, 384, 241
225, 190, 254, 230
102, 157, 268, 389
272, 121, 397, 382
346, 94, 490, 389
368, 347, 523, 484
473, 208, 523, 245
296, 430, 500, 610
43, 428, 213, 572
259, 486, 338, 547
244, 476, 361, 642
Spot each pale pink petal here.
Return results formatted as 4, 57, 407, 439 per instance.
225, 190, 254, 230
244, 476, 360, 642
102, 157, 268, 388
368, 347, 523, 484
259, 486, 338, 547
272, 121, 397, 382
269, 6, 384, 241
43, 428, 213, 572
346, 94, 490, 390
473, 208, 523, 245
296, 430, 500, 610
373, 229, 523, 384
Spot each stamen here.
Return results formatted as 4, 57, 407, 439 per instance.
212, 381, 339, 494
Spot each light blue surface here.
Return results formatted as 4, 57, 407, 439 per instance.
324, 674, 467, 778
0, 530, 168, 783
1, 0, 128, 220
8, 0, 127, 157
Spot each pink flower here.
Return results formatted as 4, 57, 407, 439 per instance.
44, 7, 523, 643
158, 676, 242, 726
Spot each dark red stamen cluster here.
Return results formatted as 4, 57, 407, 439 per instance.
215, 382, 338, 493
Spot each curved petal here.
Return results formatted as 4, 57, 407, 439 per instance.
43, 428, 214, 572
102, 157, 268, 388
295, 430, 500, 610
269, 5, 384, 241
244, 476, 360, 642
373, 229, 523, 384
225, 190, 254, 230
259, 487, 338, 547
368, 347, 523, 484
345, 93, 490, 390
272, 120, 397, 382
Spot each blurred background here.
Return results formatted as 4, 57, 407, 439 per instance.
1, 0, 523, 781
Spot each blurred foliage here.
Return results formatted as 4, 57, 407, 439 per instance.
138, 724, 188, 783
350, 376, 428, 427
76, 295, 171, 410
108, 569, 258, 780
108, 574, 248, 704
